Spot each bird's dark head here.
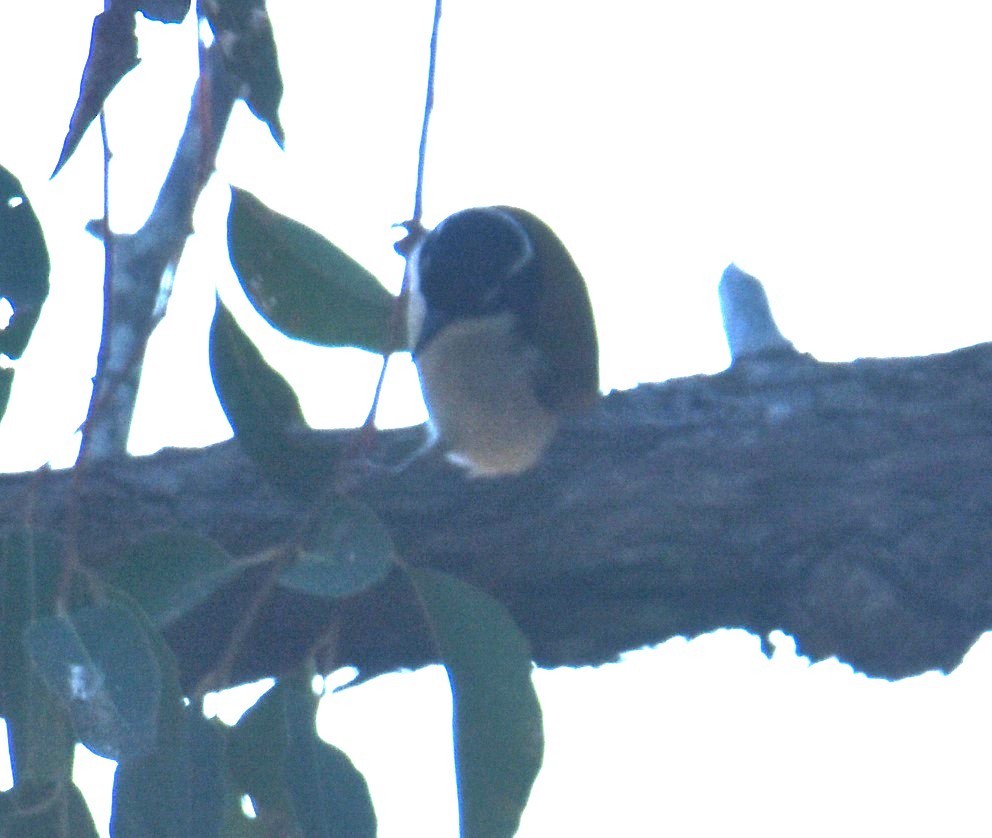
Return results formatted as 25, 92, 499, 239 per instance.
414, 207, 536, 319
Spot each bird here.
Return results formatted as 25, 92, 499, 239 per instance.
406, 206, 599, 477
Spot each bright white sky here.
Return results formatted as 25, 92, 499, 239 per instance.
2, 2, 992, 836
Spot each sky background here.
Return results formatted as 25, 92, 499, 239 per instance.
2, 2, 992, 835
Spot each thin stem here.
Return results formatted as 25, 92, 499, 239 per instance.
413, 0, 443, 225
60, 110, 114, 601
79, 109, 116, 460
78, 39, 238, 466
191, 547, 294, 701
98, 108, 113, 353
355, 0, 442, 454
100, 109, 111, 248
361, 354, 391, 431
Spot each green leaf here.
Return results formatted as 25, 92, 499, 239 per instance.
209, 297, 306, 438
104, 530, 241, 627
228, 677, 376, 837
209, 297, 330, 494
280, 499, 395, 599
51, 8, 140, 177
24, 603, 162, 764
137, 0, 190, 23
226, 682, 295, 830
219, 801, 269, 837
203, 1, 285, 146
0, 165, 50, 359
0, 780, 100, 837
283, 700, 377, 838
106, 583, 226, 837
0, 367, 14, 424
111, 709, 227, 837
228, 188, 395, 353
0, 528, 74, 787
407, 568, 543, 838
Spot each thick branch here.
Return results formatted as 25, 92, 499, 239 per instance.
7, 342, 992, 687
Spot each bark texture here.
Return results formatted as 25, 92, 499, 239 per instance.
7, 342, 991, 689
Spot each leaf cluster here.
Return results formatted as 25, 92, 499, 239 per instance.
1, 3, 547, 835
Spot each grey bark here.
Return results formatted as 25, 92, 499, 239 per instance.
79, 43, 237, 464
8, 340, 991, 689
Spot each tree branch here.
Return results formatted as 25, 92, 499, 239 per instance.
79, 41, 238, 464
7, 341, 992, 688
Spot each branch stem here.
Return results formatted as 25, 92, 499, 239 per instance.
413, 0, 442, 225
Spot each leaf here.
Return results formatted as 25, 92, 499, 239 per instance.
111, 709, 227, 837
0, 368, 14, 423
0, 528, 75, 786
104, 530, 241, 627
226, 682, 298, 829
24, 603, 162, 764
0, 528, 61, 708
219, 801, 269, 837
52, 6, 140, 177
209, 297, 330, 494
0, 165, 50, 360
279, 499, 395, 599
228, 677, 376, 837
282, 695, 377, 838
106, 583, 226, 837
228, 188, 395, 353
209, 297, 306, 438
203, 0, 285, 145
0, 780, 100, 837
137, 0, 191, 23
407, 568, 544, 838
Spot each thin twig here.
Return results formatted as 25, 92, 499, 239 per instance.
99, 110, 112, 282
78, 39, 238, 466
343, 0, 443, 490
209, 3, 449, 665
79, 109, 116, 460
360, 357, 391, 433
413, 0, 442, 226
303, 615, 342, 677
60, 110, 115, 604
191, 546, 294, 701
361, 0, 443, 439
